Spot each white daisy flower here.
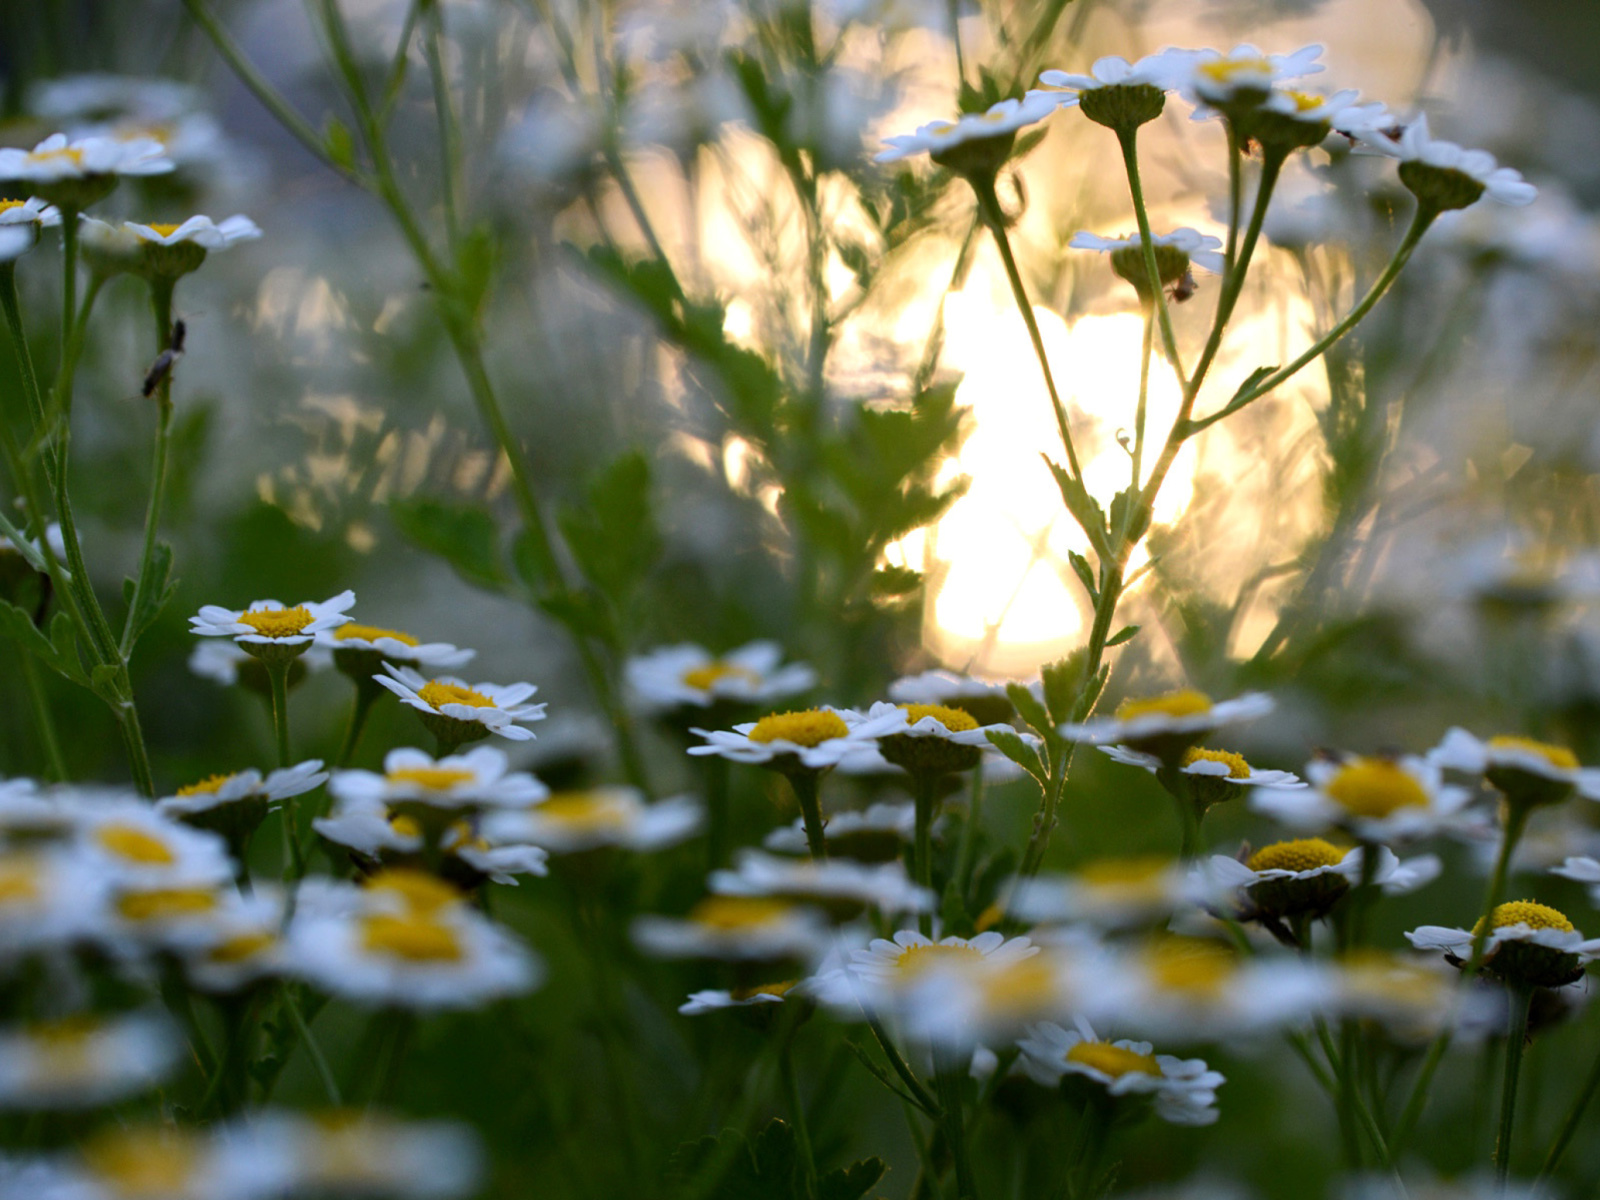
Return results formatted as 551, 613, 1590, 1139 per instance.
863, 700, 1021, 778
479, 787, 701, 854
285, 881, 539, 1010
1430, 727, 1600, 806
13, 1122, 292, 1200
1038, 50, 1198, 97
156, 761, 327, 821
1408, 900, 1600, 990
874, 92, 1060, 168
0, 778, 74, 842
1101, 744, 1303, 813
888, 671, 1015, 726
330, 747, 547, 813
180, 887, 288, 994
625, 640, 816, 712
317, 622, 475, 673
763, 801, 916, 860
1070, 228, 1225, 277
1551, 854, 1600, 903
98, 883, 232, 957
1059, 690, 1274, 760
0, 198, 60, 261
1254, 88, 1394, 136
1009, 855, 1232, 929
1017, 1019, 1224, 1126
30, 75, 203, 124
679, 980, 808, 1015
1205, 840, 1440, 925
1106, 936, 1326, 1040
0, 1012, 177, 1109
374, 664, 547, 746
190, 591, 356, 657
123, 214, 259, 249
0, 133, 172, 206
710, 850, 934, 918
632, 896, 835, 963
893, 940, 1109, 1047
313, 792, 419, 862
249, 1112, 484, 1200
827, 929, 1040, 1016
0, 847, 109, 957
1181, 44, 1326, 107
689, 706, 907, 771
187, 638, 332, 690
1250, 754, 1475, 844
317, 794, 549, 887
1357, 114, 1537, 209
1329, 950, 1503, 1043
74, 802, 234, 889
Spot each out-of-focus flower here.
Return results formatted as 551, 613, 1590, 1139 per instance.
13, 1122, 290, 1200
1180, 44, 1325, 109
625, 641, 815, 712
874, 93, 1060, 175
1329, 950, 1503, 1042
888, 671, 1014, 725
253, 1111, 484, 1200
1205, 841, 1439, 924
1017, 1020, 1224, 1125
0, 197, 60, 262
633, 896, 835, 962
1251, 755, 1474, 844
75, 802, 234, 889
1059, 690, 1273, 762
375, 664, 546, 746
180, 887, 287, 993
689, 706, 904, 771
1106, 936, 1325, 1040
764, 801, 915, 861
330, 747, 547, 814
1071, 229, 1224, 298
0, 132, 172, 209
1010, 856, 1229, 929
0, 847, 110, 957
187, 639, 330, 692
679, 979, 807, 1015
1100, 745, 1303, 811
190, 592, 356, 661
710, 850, 933, 918
831, 930, 1039, 1016
157, 761, 327, 822
1430, 727, 1600, 808
1358, 114, 1537, 210
0, 1012, 177, 1109
1408, 901, 1600, 989
480, 787, 701, 854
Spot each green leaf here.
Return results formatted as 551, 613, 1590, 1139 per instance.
0, 602, 87, 686
1067, 550, 1097, 602
1217, 364, 1279, 421
537, 589, 614, 642
818, 1159, 886, 1200
1006, 681, 1051, 739
985, 727, 1045, 785
390, 498, 505, 591
666, 1119, 802, 1200
123, 542, 176, 649
1040, 655, 1084, 727
1106, 624, 1141, 647
557, 450, 659, 605
324, 115, 356, 170
940, 876, 974, 937
89, 662, 122, 703
456, 225, 497, 316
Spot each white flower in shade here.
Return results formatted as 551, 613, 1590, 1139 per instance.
190, 591, 356, 648
375, 664, 547, 744
12, 1123, 291, 1200
479, 787, 701, 854
625, 641, 816, 712
0, 1012, 177, 1109
1552, 855, 1600, 903
30, 75, 203, 124
74, 803, 233, 888
764, 801, 915, 859
156, 761, 327, 820
1205, 840, 1440, 924
1251, 755, 1474, 844
1060, 690, 1273, 756
251, 1111, 484, 1200
632, 896, 835, 962
874, 92, 1060, 165
1329, 950, 1503, 1043
316, 794, 550, 887
313, 793, 418, 861
0, 132, 172, 183
0, 778, 74, 842
1101, 745, 1304, 812
1038, 51, 1198, 97
98, 883, 232, 957
285, 878, 539, 1010
888, 671, 1014, 725
891, 940, 1109, 1047
689, 706, 907, 770
1181, 44, 1325, 106
1017, 1019, 1224, 1126
1106, 936, 1326, 1040
0, 198, 60, 261
1430, 727, 1600, 804
0, 848, 109, 956
330, 747, 547, 813
828, 930, 1040, 1019
316, 623, 475, 672
679, 980, 807, 1016
710, 850, 933, 917
123, 214, 259, 249
1010, 856, 1233, 929
1070, 229, 1225, 276
1408, 900, 1600, 989
187, 638, 333, 688
1358, 114, 1537, 208
180, 888, 287, 994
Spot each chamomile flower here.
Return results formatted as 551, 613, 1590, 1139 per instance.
479, 787, 701, 854
1430, 727, 1600, 807
190, 591, 356, 664
1036, 51, 1197, 132
331, 747, 547, 813
894, 941, 1103, 1046
1059, 690, 1274, 763
690, 706, 907, 771
74, 802, 234, 889
864, 700, 1019, 778
1251, 88, 1394, 140
625, 641, 816, 712
1205, 841, 1440, 924
888, 671, 1014, 725
1551, 855, 1600, 903
0, 847, 110, 957
1358, 114, 1537, 210
1181, 44, 1326, 108
156, 761, 327, 824
1251, 754, 1474, 843
0, 132, 172, 209
1330, 950, 1502, 1042
874, 92, 1060, 175
0, 198, 60, 260
1108, 936, 1326, 1040
98, 883, 231, 957
710, 850, 934, 918
1071, 229, 1225, 298
1010, 856, 1232, 929
632, 896, 835, 963
1018, 1020, 1224, 1125
680, 980, 807, 1015
1408, 901, 1600, 989
316, 793, 549, 887
318, 623, 475, 675
1101, 744, 1304, 811
252, 1111, 484, 1200
13, 1123, 290, 1200
119, 214, 259, 278
180, 887, 287, 993
764, 801, 916, 861
830, 930, 1040, 1016
187, 638, 330, 692
0, 1012, 177, 1110
374, 664, 547, 747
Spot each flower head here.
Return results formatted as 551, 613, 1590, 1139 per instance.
1038, 51, 1198, 131
689, 705, 905, 773
1180, 44, 1325, 109
865, 700, 1017, 778
632, 895, 835, 963
331, 747, 547, 813
190, 591, 356, 666
1251, 754, 1474, 844
888, 670, 1014, 726
828, 929, 1040, 1021
251, 1111, 484, 1200
875, 93, 1059, 176
157, 761, 327, 820
710, 850, 933, 919
0, 1011, 177, 1110
0, 132, 172, 209
1206, 841, 1439, 924
1018, 1020, 1224, 1125
1100, 743, 1303, 811
1059, 689, 1273, 763
375, 664, 546, 747
1358, 114, 1537, 211
625, 641, 815, 712
1071, 229, 1224, 299
318, 623, 475, 678
764, 801, 915, 862
1430, 727, 1600, 809
0, 197, 61, 262
116, 214, 259, 279
1408, 901, 1600, 989
1010, 856, 1231, 929
479, 787, 701, 854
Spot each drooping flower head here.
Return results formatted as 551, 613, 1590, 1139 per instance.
118, 213, 260, 279
875, 92, 1060, 178
1358, 114, 1537, 212
1070, 229, 1224, 302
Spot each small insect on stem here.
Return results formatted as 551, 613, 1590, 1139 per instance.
1168, 269, 1198, 304
141, 319, 187, 398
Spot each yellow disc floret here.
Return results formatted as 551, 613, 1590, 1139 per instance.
1182, 747, 1251, 779
417, 680, 494, 710
1148, 938, 1234, 995
748, 709, 849, 747
0, 858, 40, 906
83, 1128, 198, 1198
1324, 758, 1428, 818
237, 605, 315, 639
175, 773, 239, 798
730, 980, 798, 1002
1197, 56, 1272, 85
1247, 838, 1346, 874
95, 824, 176, 866
207, 932, 276, 963
896, 942, 984, 976
116, 888, 219, 922
1116, 689, 1213, 723
1488, 735, 1579, 772
682, 661, 758, 691
536, 791, 628, 831
362, 869, 462, 913
144, 223, 182, 237
0, 200, 25, 215
1480, 900, 1574, 934
360, 913, 463, 962
899, 704, 979, 733
336, 624, 420, 647
688, 896, 792, 931
1066, 1040, 1161, 1078
386, 766, 475, 791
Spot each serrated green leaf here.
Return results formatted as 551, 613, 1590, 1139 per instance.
1006, 681, 1051, 739
123, 542, 175, 649
390, 498, 505, 591
986, 727, 1045, 784
557, 450, 659, 606
0, 601, 87, 686
89, 662, 122, 703
818, 1158, 887, 1200
1106, 624, 1141, 647
1040, 655, 1084, 727
1067, 550, 1097, 602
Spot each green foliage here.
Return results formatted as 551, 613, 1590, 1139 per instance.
389, 498, 507, 591
0, 602, 87, 686
668, 1119, 885, 1200
557, 451, 659, 608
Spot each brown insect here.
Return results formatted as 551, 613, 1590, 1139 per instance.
1168, 269, 1198, 303
141, 319, 186, 398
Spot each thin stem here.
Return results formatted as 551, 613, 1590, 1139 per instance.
421, 0, 462, 255
933, 1053, 979, 1200
58, 212, 76, 386
865, 1013, 940, 1114
703, 754, 730, 871
336, 683, 381, 768
267, 661, 307, 880
1116, 128, 1185, 385
283, 989, 343, 1106
0, 264, 44, 426
955, 761, 984, 900
780, 1035, 818, 1196
19, 653, 66, 780
1129, 304, 1154, 499
912, 773, 940, 934
1156, 764, 1201, 859
788, 770, 828, 861
1223, 125, 1243, 277
120, 279, 177, 658
1497, 985, 1533, 1184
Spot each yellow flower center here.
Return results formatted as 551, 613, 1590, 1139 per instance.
1481, 900, 1574, 934
1148, 938, 1235, 995
929, 121, 957, 135
1076, 856, 1172, 900
237, 605, 315, 639
417, 680, 495, 710
386, 766, 476, 791
175, 772, 238, 798
1115, 689, 1213, 722
1182, 747, 1251, 779
145, 222, 182, 237
899, 703, 979, 732
1286, 90, 1324, 113
896, 942, 985, 976
748, 710, 850, 747
536, 792, 629, 830
1066, 1040, 1161, 1078
688, 896, 793, 930
730, 980, 798, 1002
1487, 735, 1579, 771
1198, 56, 1272, 84
208, 931, 276, 963
1247, 838, 1346, 873
1324, 759, 1429, 818
95, 824, 176, 866
338, 624, 420, 647
27, 1017, 97, 1078
116, 888, 218, 922
1340, 950, 1443, 1007
0, 199, 25, 214
31, 145, 84, 166
83, 1129, 198, 1199
362, 868, 462, 913
360, 913, 463, 962
977, 958, 1057, 1012
681, 660, 759, 691
0, 859, 41, 905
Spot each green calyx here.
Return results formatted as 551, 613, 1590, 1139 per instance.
1078, 84, 1166, 134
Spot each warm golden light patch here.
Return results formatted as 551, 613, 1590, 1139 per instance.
899, 704, 979, 732
95, 825, 176, 866
338, 624, 420, 647
386, 766, 475, 791
748, 710, 849, 747
681, 661, 758, 691
1247, 838, 1346, 874
418, 680, 494, 710
116, 888, 218, 921
1116, 690, 1213, 723
1067, 1040, 1161, 1078
1182, 747, 1251, 779
237, 605, 314, 639
1324, 759, 1428, 818
361, 913, 463, 962
1487, 735, 1579, 771
175, 773, 238, 798
689, 896, 792, 930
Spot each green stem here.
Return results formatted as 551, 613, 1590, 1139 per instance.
58, 211, 76, 387
912, 773, 940, 933
420, 0, 462, 255
780, 1034, 818, 1196
1496, 985, 1533, 1184
933, 1052, 979, 1200
18, 652, 66, 780
1115, 127, 1186, 384
336, 682, 381, 767
371, 1010, 415, 1106
0, 264, 44, 426
1128, 304, 1154, 501
266, 661, 307, 879
955, 761, 984, 900
1156, 763, 1201, 859
703, 753, 730, 871
120, 278, 177, 658
788, 770, 828, 861
865, 1013, 940, 1114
